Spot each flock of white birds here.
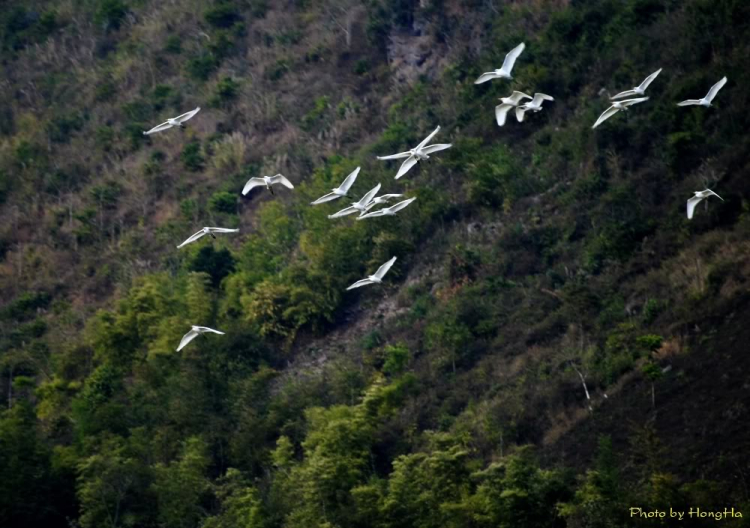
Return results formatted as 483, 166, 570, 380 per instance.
140, 42, 728, 351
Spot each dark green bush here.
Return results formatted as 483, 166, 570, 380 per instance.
187, 53, 219, 81
213, 77, 240, 104
94, 0, 128, 30
47, 113, 85, 143
2, 291, 52, 321
181, 142, 205, 171
164, 34, 182, 54
190, 246, 236, 287
204, 3, 242, 29
209, 191, 237, 214
353, 59, 370, 75
265, 59, 290, 81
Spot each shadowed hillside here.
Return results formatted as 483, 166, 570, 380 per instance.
1, 1, 750, 527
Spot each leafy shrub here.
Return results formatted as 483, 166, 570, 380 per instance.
2, 291, 52, 321
276, 30, 302, 46
47, 113, 85, 143
90, 182, 121, 208
164, 34, 182, 54
265, 59, 290, 81
94, 0, 128, 31
213, 77, 240, 105
208, 30, 235, 59
2, 7, 57, 51
122, 99, 151, 122
466, 144, 527, 208
383, 343, 410, 375
150, 84, 179, 111
94, 80, 116, 102
204, 3, 242, 29
190, 246, 236, 287
187, 53, 219, 81
353, 59, 370, 75
181, 142, 205, 171
209, 191, 237, 214
302, 96, 329, 130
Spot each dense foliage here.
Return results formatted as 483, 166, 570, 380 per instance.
1, 0, 750, 527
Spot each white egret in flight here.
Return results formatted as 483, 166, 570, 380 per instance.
474, 43, 526, 84
346, 256, 397, 290
677, 76, 727, 107
143, 107, 201, 135
376, 126, 452, 179
177, 227, 239, 248
176, 325, 225, 351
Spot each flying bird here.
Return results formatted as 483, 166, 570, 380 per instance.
311, 167, 360, 204
474, 43, 526, 84
176, 325, 225, 352
242, 174, 294, 196
177, 227, 239, 248
357, 197, 416, 220
495, 91, 532, 126
143, 107, 201, 135
328, 184, 382, 218
361, 194, 405, 213
687, 189, 724, 219
515, 93, 554, 122
376, 126, 452, 179
346, 256, 397, 290
611, 68, 662, 100
677, 76, 727, 107
592, 97, 649, 129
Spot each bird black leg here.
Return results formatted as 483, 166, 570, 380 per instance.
269, 187, 275, 195
211, 233, 216, 239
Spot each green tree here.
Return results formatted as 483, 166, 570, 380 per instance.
202, 468, 265, 528
152, 436, 212, 528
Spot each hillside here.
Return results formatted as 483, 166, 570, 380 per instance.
1, 0, 750, 527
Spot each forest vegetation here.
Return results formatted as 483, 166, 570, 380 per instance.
1, 0, 750, 527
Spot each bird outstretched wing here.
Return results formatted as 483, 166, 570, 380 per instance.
395, 156, 419, 179
638, 68, 662, 91
495, 103, 515, 126
611, 89, 637, 100
377, 151, 413, 160
311, 192, 340, 205
416, 126, 441, 150
242, 177, 266, 195
621, 97, 649, 107
677, 99, 702, 106
387, 197, 417, 214
207, 227, 239, 234
328, 205, 359, 219
474, 71, 499, 84
270, 174, 294, 189
501, 42, 525, 75
177, 229, 207, 248
177, 328, 200, 351
196, 326, 225, 335
357, 184, 382, 207
705, 76, 727, 103
143, 121, 173, 135
374, 256, 397, 280
531, 93, 554, 106
507, 91, 533, 105
338, 167, 360, 193
347, 278, 373, 290
357, 209, 388, 220
592, 106, 620, 128
421, 143, 452, 155
175, 107, 201, 123
515, 106, 527, 122
686, 195, 703, 219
